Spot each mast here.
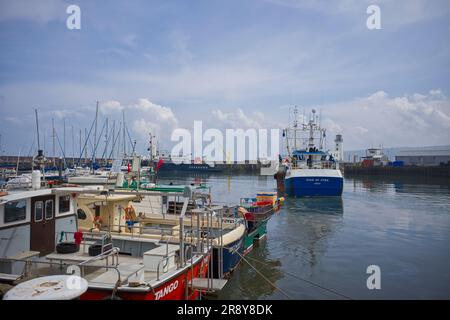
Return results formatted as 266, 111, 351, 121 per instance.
79, 128, 82, 167
92, 101, 99, 171
35, 109, 41, 151
71, 125, 75, 167
52, 118, 56, 166
15, 149, 21, 177
111, 120, 115, 160
63, 118, 66, 165
84, 128, 88, 165
293, 106, 298, 151
104, 117, 109, 164
122, 111, 126, 156
34, 109, 46, 175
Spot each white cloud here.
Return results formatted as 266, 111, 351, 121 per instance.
211, 108, 268, 129
126, 99, 178, 147
129, 99, 178, 126
314, 89, 450, 149
99, 100, 123, 114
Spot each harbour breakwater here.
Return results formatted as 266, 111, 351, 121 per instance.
343, 163, 450, 179
0, 155, 262, 174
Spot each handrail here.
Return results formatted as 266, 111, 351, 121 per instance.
78, 247, 120, 267
156, 252, 177, 281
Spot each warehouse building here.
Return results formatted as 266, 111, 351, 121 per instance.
395, 146, 450, 166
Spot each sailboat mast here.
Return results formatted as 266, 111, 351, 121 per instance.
84, 128, 88, 165
79, 128, 82, 167
71, 125, 75, 167
35, 109, 40, 151
104, 117, 109, 163
92, 101, 99, 170
63, 118, 66, 164
52, 118, 56, 166
122, 111, 126, 156
111, 120, 115, 160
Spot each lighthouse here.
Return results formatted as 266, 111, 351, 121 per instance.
334, 134, 344, 162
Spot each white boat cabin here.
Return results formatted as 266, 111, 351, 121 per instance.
0, 188, 78, 275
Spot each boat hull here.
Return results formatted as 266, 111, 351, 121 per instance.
155, 162, 222, 173
285, 171, 343, 197
211, 235, 244, 278
243, 221, 268, 255
80, 254, 209, 300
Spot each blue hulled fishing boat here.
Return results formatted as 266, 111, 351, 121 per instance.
282, 108, 343, 197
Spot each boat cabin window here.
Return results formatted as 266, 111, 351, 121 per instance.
45, 200, 53, 220
4, 200, 27, 223
77, 209, 87, 220
59, 195, 71, 214
35, 201, 43, 222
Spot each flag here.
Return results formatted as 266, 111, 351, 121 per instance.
156, 159, 164, 171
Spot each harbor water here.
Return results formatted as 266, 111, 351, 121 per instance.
158, 174, 450, 299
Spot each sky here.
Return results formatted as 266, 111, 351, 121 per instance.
0, 0, 449, 159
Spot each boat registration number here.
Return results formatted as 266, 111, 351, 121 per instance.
305, 178, 329, 182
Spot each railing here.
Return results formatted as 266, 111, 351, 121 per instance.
289, 160, 338, 170
156, 252, 177, 281
55, 230, 112, 255
78, 247, 120, 272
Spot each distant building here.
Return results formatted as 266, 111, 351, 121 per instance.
395, 146, 450, 166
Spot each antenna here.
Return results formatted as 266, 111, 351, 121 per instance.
293, 106, 298, 128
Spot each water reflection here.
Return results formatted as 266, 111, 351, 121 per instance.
280, 197, 344, 272
348, 175, 450, 195
292, 197, 344, 216
161, 174, 450, 299
213, 242, 284, 299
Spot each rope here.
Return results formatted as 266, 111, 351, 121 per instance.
235, 251, 292, 300
244, 254, 353, 300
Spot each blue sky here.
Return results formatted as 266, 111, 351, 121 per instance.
0, 0, 449, 157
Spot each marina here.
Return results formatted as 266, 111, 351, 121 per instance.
1, 0, 449, 308
0, 103, 449, 301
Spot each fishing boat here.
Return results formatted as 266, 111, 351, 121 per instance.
153, 155, 222, 174
282, 108, 343, 197
259, 159, 279, 176
0, 179, 219, 300
111, 177, 246, 279
67, 170, 117, 185
237, 192, 284, 255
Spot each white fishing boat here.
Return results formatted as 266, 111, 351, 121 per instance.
67, 170, 117, 185
0, 180, 222, 300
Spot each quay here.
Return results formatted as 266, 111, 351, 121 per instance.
343, 163, 450, 179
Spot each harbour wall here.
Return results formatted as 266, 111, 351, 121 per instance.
343, 164, 450, 179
